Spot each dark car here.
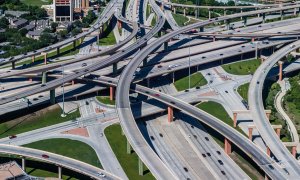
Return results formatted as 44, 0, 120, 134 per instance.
205, 137, 209, 141
183, 167, 188, 172
9, 135, 17, 139
218, 160, 224, 165
150, 136, 155, 140
42, 154, 49, 158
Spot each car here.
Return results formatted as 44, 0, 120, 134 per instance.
216, 151, 221, 155
41, 84, 46, 87
158, 65, 162, 68
225, 90, 228, 93
9, 135, 17, 139
283, 168, 289, 175
268, 165, 274, 170
207, 153, 211, 157
184, 89, 189, 92
82, 63, 87, 67
205, 137, 209, 141
221, 171, 226, 175
209, 80, 213, 84
202, 154, 206, 157
290, 44, 296, 48
202, 56, 206, 59
38, 95, 43, 98
150, 136, 155, 140
207, 73, 211, 76
159, 133, 163, 137
42, 154, 49, 158
257, 81, 260, 84
33, 98, 38, 101
183, 167, 188, 172
170, 101, 175, 105
97, 172, 106, 177
218, 160, 224, 165
154, 93, 160, 97
196, 86, 200, 89
191, 125, 194, 128
84, 69, 89, 72
193, 135, 197, 139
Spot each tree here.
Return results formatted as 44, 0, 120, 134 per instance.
58, 30, 68, 39
0, 17, 8, 29
71, 28, 81, 36
19, 28, 28, 36
51, 22, 58, 32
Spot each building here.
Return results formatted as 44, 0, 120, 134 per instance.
258, 0, 292, 3
8, 18, 29, 29
4, 10, 30, 18
0, 161, 27, 180
26, 30, 43, 40
53, 0, 90, 22
53, 0, 74, 22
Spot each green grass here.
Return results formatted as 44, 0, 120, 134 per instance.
238, 83, 249, 101
21, 0, 52, 6
222, 59, 261, 75
174, 72, 207, 91
96, 96, 115, 105
0, 105, 80, 139
24, 139, 101, 168
172, 13, 189, 26
98, 31, 116, 46
197, 101, 246, 135
105, 124, 155, 180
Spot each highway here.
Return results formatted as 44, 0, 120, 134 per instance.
0, 0, 125, 66
116, 4, 300, 180
249, 40, 300, 178
0, 144, 121, 179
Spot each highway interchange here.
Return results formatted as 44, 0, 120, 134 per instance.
1, 0, 300, 179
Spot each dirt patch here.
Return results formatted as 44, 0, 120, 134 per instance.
61, 127, 89, 137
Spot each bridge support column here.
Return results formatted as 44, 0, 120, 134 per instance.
57, 47, 60, 55
127, 140, 132, 154
225, 20, 230, 30
172, 71, 175, 83
168, 106, 174, 123
58, 166, 62, 179
262, 13, 266, 23
183, 8, 186, 16
212, 36, 216, 42
248, 126, 253, 141
278, 61, 283, 81
43, 53, 48, 65
117, 20, 122, 29
280, 10, 284, 20
110, 86, 115, 101
240, 9, 243, 20
50, 89, 55, 104
208, 9, 211, 20
275, 128, 281, 137
266, 146, 271, 156
160, 3, 164, 11
199, 27, 204, 32
233, 112, 237, 127
243, 16, 247, 27
292, 146, 297, 157
147, 78, 150, 87
173, 7, 176, 14
12, 61, 15, 69
113, 63, 117, 74
21, 158, 26, 171
143, 58, 147, 66
73, 40, 76, 49
265, 110, 271, 120
223, 9, 226, 23
158, 31, 161, 37
42, 72, 47, 84
294, 8, 297, 15
32, 55, 35, 63
224, 138, 232, 155
251, 37, 255, 43
164, 41, 168, 51
138, 157, 144, 176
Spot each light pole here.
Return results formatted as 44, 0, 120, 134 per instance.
61, 65, 66, 117
188, 35, 191, 90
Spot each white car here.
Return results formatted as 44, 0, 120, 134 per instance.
97, 172, 106, 177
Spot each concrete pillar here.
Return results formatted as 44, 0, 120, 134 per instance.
58, 166, 62, 179
294, 8, 297, 15
262, 13, 266, 23
240, 9, 243, 20
212, 36, 216, 42
147, 78, 150, 87
164, 41, 168, 51
225, 20, 230, 30
50, 89, 55, 104
113, 63, 117, 74
117, 20, 122, 29
243, 16, 247, 27
265, 110, 271, 120
173, 7, 176, 14
32, 55, 35, 63
208, 10, 211, 19
278, 61, 283, 81
172, 71, 175, 83
21, 158, 25, 171
233, 112, 237, 127
143, 59, 147, 67
275, 128, 281, 137
110, 86, 114, 101
168, 106, 174, 123
183, 8, 186, 16
127, 140, 132, 154
199, 27, 204, 32
57, 47, 60, 55
42, 72, 47, 84
224, 138, 232, 155
71, 80, 75, 85
251, 37, 255, 43
43, 53, 47, 65
29, 78, 32, 82
281, 10, 284, 20
138, 157, 144, 176
12, 61, 15, 69
266, 146, 271, 156
248, 127, 253, 140
160, 3, 164, 11
292, 146, 297, 157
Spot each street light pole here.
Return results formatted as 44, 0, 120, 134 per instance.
188, 35, 191, 90
61, 65, 66, 117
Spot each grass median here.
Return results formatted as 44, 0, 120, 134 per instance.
174, 72, 207, 91
222, 59, 261, 75
96, 96, 115, 105
105, 124, 155, 180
